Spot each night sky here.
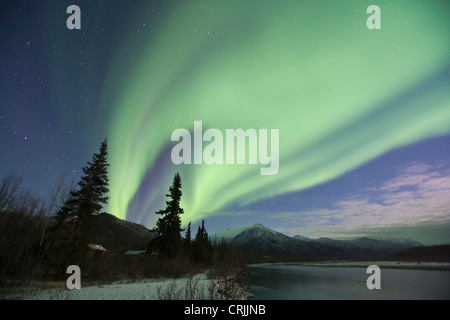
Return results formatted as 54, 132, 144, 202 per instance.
1, 0, 449, 245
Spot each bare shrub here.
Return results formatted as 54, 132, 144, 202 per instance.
208, 262, 249, 300
156, 279, 182, 300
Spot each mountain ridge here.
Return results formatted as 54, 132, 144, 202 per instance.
89, 213, 157, 253
211, 223, 424, 261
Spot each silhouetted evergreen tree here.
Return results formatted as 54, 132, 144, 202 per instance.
183, 221, 192, 254
55, 139, 110, 247
152, 172, 184, 259
192, 220, 211, 264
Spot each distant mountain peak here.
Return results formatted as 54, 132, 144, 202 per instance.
211, 223, 423, 260
293, 235, 310, 240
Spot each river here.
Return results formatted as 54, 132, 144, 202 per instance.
248, 263, 450, 300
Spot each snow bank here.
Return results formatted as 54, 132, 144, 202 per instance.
20, 273, 250, 300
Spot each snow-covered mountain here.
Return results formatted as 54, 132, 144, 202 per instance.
210, 225, 257, 242
211, 224, 423, 260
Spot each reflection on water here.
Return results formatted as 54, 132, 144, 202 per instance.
248, 264, 450, 300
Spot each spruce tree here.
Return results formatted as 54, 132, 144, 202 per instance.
183, 221, 192, 253
192, 220, 211, 264
153, 172, 184, 259
75, 138, 109, 220
56, 139, 110, 243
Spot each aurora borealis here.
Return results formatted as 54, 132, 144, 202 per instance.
1, 0, 450, 244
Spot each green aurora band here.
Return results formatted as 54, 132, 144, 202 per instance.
100, 1, 450, 227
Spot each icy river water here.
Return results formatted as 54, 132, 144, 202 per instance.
248, 263, 450, 300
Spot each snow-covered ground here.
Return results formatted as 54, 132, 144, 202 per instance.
12, 273, 250, 300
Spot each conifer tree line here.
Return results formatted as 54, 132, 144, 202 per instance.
0, 139, 112, 282
0, 138, 242, 284
149, 173, 238, 266
50, 139, 235, 266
